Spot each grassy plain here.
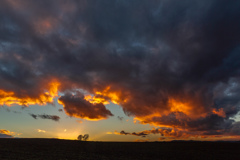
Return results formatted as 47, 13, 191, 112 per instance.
0, 139, 239, 160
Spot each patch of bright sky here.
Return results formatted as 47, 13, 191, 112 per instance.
0, 98, 156, 141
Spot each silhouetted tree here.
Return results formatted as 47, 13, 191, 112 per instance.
77, 135, 83, 141
83, 134, 89, 141
77, 134, 89, 141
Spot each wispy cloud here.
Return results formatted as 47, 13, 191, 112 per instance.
76, 120, 83, 124
117, 116, 124, 121
30, 114, 60, 122
37, 129, 46, 133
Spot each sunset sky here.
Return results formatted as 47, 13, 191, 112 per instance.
1, 0, 240, 142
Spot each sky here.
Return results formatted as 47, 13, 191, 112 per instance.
0, 0, 240, 142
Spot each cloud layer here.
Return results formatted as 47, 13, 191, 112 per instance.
0, 0, 240, 139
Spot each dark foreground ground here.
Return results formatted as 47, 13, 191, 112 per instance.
0, 139, 240, 160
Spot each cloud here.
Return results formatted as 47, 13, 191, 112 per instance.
0, 129, 15, 138
37, 129, 46, 133
0, 0, 239, 138
58, 92, 113, 120
115, 128, 161, 138
117, 116, 124, 121
119, 130, 148, 137
115, 126, 240, 141
76, 120, 83, 123
29, 114, 60, 121
30, 114, 37, 119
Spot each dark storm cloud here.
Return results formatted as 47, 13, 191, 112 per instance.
0, 0, 240, 137
58, 92, 113, 120
29, 114, 60, 121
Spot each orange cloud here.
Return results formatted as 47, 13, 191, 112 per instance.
76, 120, 83, 123
0, 129, 19, 138
0, 129, 12, 135
212, 108, 226, 118
84, 94, 109, 105
0, 80, 60, 107
85, 86, 128, 105
168, 98, 192, 116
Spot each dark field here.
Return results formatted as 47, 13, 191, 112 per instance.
0, 139, 240, 160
